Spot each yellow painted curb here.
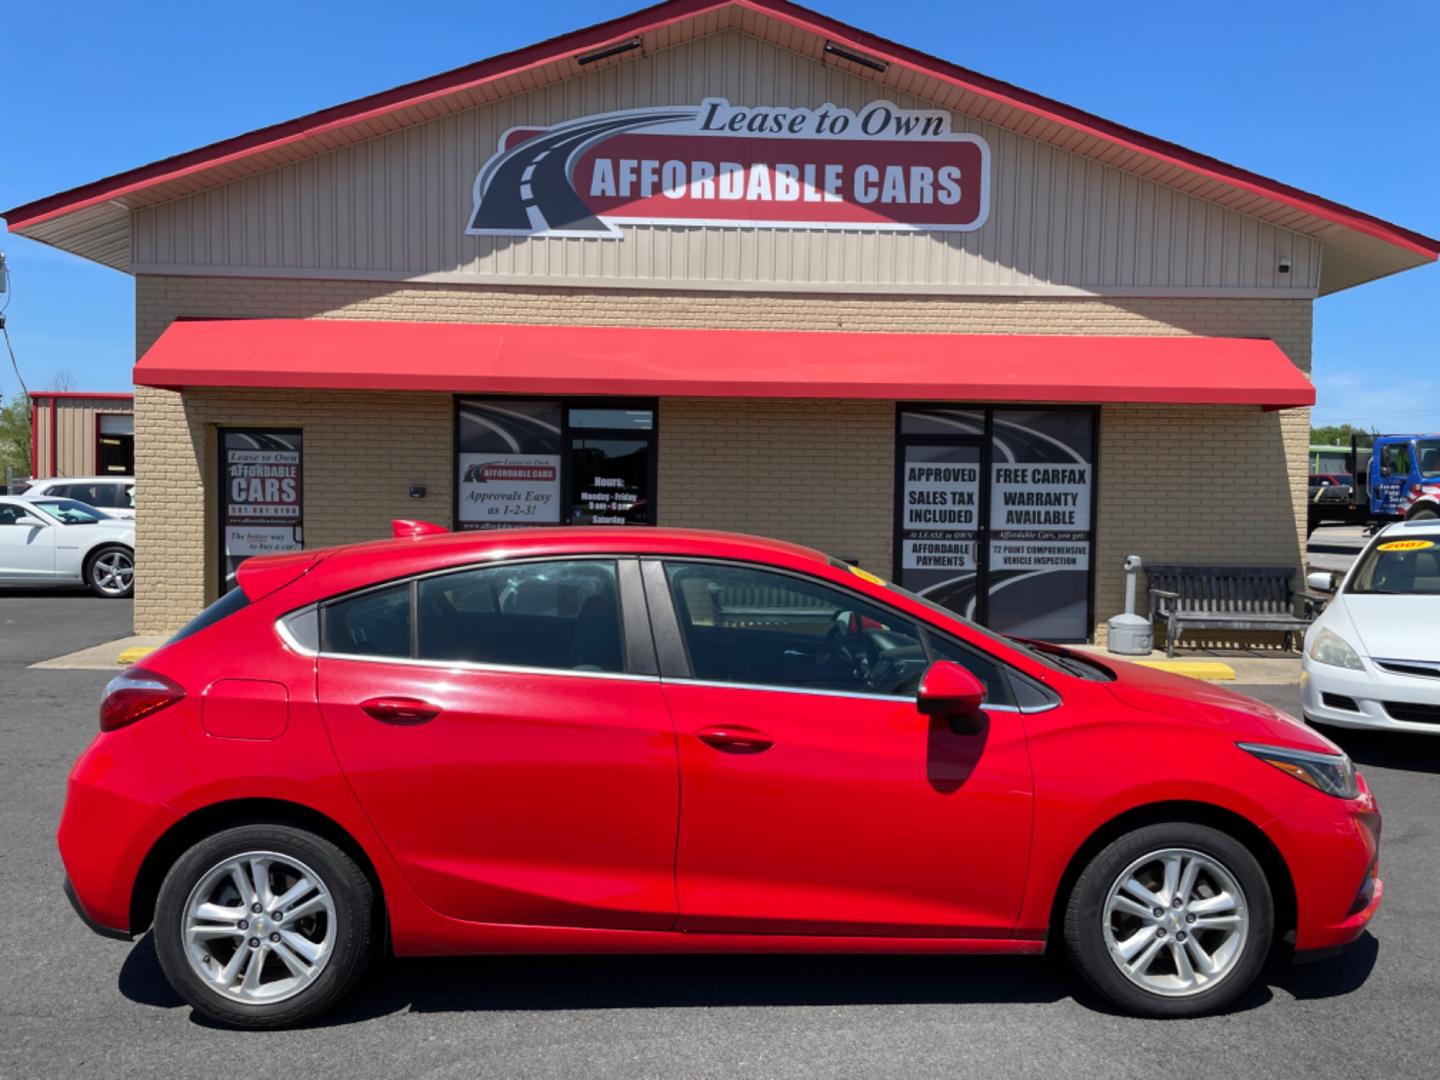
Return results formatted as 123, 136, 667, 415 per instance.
1133, 660, 1236, 681
116, 646, 156, 666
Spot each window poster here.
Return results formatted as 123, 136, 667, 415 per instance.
220, 429, 302, 593
899, 442, 983, 614
456, 401, 563, 529
985, 410, 1095, 640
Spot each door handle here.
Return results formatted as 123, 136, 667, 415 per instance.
696, 726, 774, 753
361, 696, 440, 724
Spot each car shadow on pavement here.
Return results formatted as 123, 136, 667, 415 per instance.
1321, 729, 1440, 776
117, 928, 1381, 1027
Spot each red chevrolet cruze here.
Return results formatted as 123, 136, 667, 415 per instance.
60, 526, 1380, 1027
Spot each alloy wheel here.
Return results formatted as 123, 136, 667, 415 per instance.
1101, 847, 1250, 997
181, 851, 337, 1005
92, 550, 134, 596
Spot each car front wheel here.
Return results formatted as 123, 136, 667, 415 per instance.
153, 824, 376, 1028
1063, 822, 1273, 1017
86, 545, 134, 598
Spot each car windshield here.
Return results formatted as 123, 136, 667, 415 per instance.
1346, 536, 1440, 595
1417, 439, 1440, 478
31, 499, 106, 525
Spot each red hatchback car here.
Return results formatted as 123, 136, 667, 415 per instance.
60, 527, 1381, 1027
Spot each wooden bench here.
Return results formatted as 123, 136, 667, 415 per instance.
1145, 565, 1318, 658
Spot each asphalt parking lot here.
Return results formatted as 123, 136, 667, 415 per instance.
2, 594, 1437, 1080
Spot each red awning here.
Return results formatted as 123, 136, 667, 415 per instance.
133, 318, 1315, 408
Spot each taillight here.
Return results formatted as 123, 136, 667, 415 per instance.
100, 667, 186, 732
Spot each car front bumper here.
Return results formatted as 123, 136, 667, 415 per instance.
1302, 658, 1440, 734
1268, 771, 1383, 952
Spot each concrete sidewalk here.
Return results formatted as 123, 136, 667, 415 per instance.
30, 634, 166, 671
1071, 644, 1302, 684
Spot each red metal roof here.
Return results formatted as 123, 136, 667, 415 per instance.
3, 0, 1437, 270
133, 318, 1316, 408
28, 391, 134, 400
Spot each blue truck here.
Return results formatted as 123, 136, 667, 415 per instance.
1353, 433, 1440, 525
1308, 434, 1440, 533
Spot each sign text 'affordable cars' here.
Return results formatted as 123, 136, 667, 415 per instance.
469, 98, 990, 237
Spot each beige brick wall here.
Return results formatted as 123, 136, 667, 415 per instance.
659, 399, 894, 573
134, 274, 1313, 640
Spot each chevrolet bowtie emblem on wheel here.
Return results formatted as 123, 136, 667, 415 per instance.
467, 98, 990, 238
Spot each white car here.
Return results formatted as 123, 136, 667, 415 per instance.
1302, 519, 1440, 732
0, 496, 136, 598
20, 476, 135, 519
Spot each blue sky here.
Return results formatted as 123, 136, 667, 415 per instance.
2, 0, 1436, 430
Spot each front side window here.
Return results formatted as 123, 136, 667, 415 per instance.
664, 562, 930, 697
1416, 439, 1440, 479
1383, 444, 1411, 476
927, 634, 1014, 706
417, 560, 623, 672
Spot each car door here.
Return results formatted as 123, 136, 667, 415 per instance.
315, 556, 680, 930
0, 502, 58, 580
646, 559, 1035, 937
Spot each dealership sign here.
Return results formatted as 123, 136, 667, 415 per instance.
468, 98, 990, 238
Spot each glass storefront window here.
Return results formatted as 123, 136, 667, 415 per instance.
895, 406, 1096, 642
456, 398, 656, 530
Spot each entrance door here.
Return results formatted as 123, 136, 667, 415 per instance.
896, 407, 1097, 642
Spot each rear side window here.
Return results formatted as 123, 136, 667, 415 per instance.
417, 560, 623, 672
168, 587, 252, 645
322, 583, 412, 658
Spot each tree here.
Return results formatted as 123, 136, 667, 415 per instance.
1310, 423, 1376, 448
0, 395, 32, 482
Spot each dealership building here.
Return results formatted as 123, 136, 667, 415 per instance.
5, 0, 1436, 640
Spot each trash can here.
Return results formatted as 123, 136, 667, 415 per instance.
1107, 555, 1154, 655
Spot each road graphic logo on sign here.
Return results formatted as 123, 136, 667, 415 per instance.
468, 98, 990, 238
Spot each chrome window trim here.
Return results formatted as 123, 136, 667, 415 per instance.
315, 650, 658, 683
659, 675, 1057, 713
274, 607, 319, 657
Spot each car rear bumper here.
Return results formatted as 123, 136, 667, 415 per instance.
63, 876, 133, 941
58, 735, 182, 938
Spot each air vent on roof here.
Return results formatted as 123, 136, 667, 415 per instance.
577, 37, 642, 65
823, 41, 888, 73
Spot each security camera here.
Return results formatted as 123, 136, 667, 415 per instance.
1278, 257, 1292, 274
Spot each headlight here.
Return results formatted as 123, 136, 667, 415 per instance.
1307, 627, 1365, 670
1238, 742, 1358, 799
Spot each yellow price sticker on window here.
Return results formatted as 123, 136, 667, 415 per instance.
848, 565, 887, 586
1377, 539, 1435, 552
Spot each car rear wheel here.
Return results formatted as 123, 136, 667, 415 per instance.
1063, 822, 1273, 1017
86, 545, 134, 598
153, 824, 376, 1029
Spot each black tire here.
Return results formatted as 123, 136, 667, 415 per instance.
153, 824, 376, 1029
1063, 822, 1273, 1018
85, 544, 134, 599
1409, 507, 1438, 521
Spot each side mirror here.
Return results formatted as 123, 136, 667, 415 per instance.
1306, 571, 1336, 594
15, 513, 46, 528
916, 661, 986, 732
